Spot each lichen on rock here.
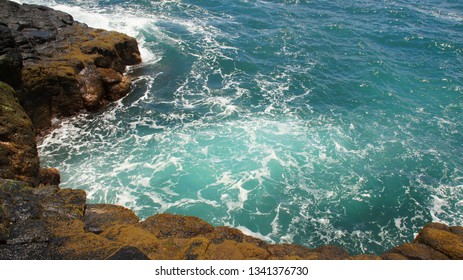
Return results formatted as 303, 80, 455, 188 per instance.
139, 213, 215, 239
0, 0, 141, 132
414, 224, 463, 260
1, 177, 463, 260
0, 82, 39, 186
84, 204, 139, 234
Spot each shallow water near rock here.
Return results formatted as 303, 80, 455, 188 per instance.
28, 0, 463, 254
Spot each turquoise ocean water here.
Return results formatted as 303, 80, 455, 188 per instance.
19, 0, 463, 254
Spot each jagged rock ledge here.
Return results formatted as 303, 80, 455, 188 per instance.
1, 0, 463, 260
1, 177, 463, 260
0, 0, 141, 135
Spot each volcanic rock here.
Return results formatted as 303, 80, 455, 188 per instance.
0, 0, 141, 132
0, 82, 39, 186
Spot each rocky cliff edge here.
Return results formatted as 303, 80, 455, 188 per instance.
0, 0, 141, 133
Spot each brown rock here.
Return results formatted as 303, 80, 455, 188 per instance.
0, 82, 40, 186
314, 245, 350, 260
380, 253, 409, 260
450, 226, 463, 237
139, 213, 214, 239
106, 245, 150, 260
39, 167, 60, 186
206, 226, 266, 246
266, 243, 316, 259
155, 238, 190, 260
179, 237, 210, 260
415, 227, 463, 259
423, 222, 451, 232
388, 242, 448, 260
236, 242, 271, 259
0, 242, 61, 260
45, 219, 85, 238
20, 58, 84, 132
84, 204, 139, 234
0, 179, 42, 222
40, 188, 87, 221
56, 232, 122, 260
79, 65, 106, 110
347, 254, 382, 260
205, 240, 245, 260
32, 184, 60, 198
107, 75, 131, 101
97, 68, 123, 84
0, 0, 141, 133
101, 224, 158, 258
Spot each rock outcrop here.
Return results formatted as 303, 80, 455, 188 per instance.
0, 0, 141, 132
381, 223, 463, 260
1, 178, 463, 260
0, 82, 39, 186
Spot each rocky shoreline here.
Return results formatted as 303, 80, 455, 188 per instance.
1, 0, 463, 260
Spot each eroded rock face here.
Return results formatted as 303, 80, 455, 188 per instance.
1, 179, 463, 260
139, 213, 215, 239
414, 223, 463, 259
382, 222, 463, 260
0, 0, 141, 132
0, 82, 40, 186
84, 204, 139, 234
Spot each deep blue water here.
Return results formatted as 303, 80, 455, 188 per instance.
20, 0, 463, 254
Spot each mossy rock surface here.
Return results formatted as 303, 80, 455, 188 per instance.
101, 224, 159, 258
56, 232, 123, 260
265, 243, 315, 259
450, 226, 463, 237
0, 197, 9, 242
179, 237, 210, 260
84, 204, 139, 234
39, 167, 60, 186
205, 240, 245, 260
155, 238, 191, 260
0, 0, 141, 133
206, 226, 266, 246
2, 179, 463, 260
236, 242, 271, 259
40, 188, 86, 221
140, 213, 214, 239
106, 246, 150, 260
388, 242, 449, 260
313, 245, 350, 260
0, 82, 39, 186
415, 227, 463, 259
